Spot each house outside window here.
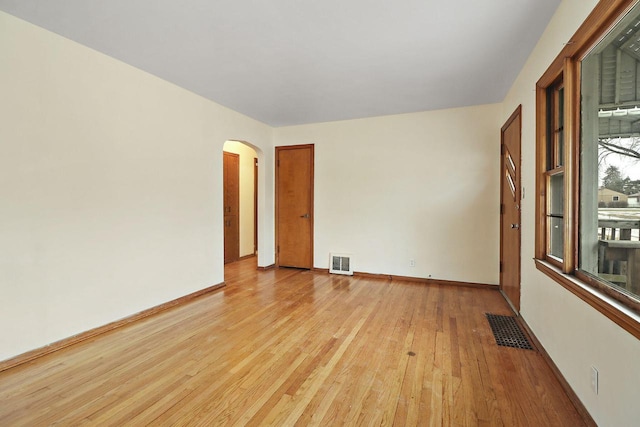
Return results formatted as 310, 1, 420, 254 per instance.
536, 0, 640, 338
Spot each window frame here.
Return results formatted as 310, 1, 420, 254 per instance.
535, 0, 640, 339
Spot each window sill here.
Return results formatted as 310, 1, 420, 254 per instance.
534, 259, 640, 339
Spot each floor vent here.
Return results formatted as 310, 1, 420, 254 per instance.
485, 313, 533, 350
329, 253, 353, 276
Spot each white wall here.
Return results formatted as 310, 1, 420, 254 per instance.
0, 11, 274, 362
223, 141, 258, 258
274, 104, 502, 285
502, 0, 640, 425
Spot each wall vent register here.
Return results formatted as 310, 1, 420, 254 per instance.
329, 253, 353, 276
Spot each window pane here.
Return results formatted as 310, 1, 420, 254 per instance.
558, 88, 564, 124
549, 217, 564, 259
557, 88, 564, 167
580, 4, 640, 300
549, 173, 564, 216
547, 172, 565, 261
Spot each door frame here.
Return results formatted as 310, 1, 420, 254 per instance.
275, 144, 314, 268
499, 105, 522, 312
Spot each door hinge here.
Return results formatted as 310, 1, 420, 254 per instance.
499, 261, 503, 273
500, 144, 505, 155
500, 203, 505, 215
277, 245, 280, 253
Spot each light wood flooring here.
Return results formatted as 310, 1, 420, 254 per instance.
0, 258, 587, 426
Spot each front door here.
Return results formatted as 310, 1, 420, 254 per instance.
500, 106, 522, 312
276, 144, 314, 269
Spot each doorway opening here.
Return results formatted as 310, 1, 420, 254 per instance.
223, 140, 259, 265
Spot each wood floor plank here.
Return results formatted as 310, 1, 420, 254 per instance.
0, 258, 589, 426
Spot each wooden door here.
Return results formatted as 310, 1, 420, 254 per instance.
500, 106, 522, 312
224, 152, 240, 264
254, 157, 258, 255
276, 145, 314, 269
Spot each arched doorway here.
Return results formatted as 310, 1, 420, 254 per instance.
223, 140, 259, 264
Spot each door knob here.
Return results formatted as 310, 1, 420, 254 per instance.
511, 223, 520, 229
300, 213, 310, 218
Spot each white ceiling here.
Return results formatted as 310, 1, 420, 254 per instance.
0, 0, 561, 127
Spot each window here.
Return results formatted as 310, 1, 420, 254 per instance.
546, 81, 566, 263
536, 0, 640, 338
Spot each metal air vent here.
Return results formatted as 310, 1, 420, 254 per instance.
485, 313, 533, 350
329, 253, 353, 275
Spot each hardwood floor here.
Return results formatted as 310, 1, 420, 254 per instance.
0, 258, 587, 426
